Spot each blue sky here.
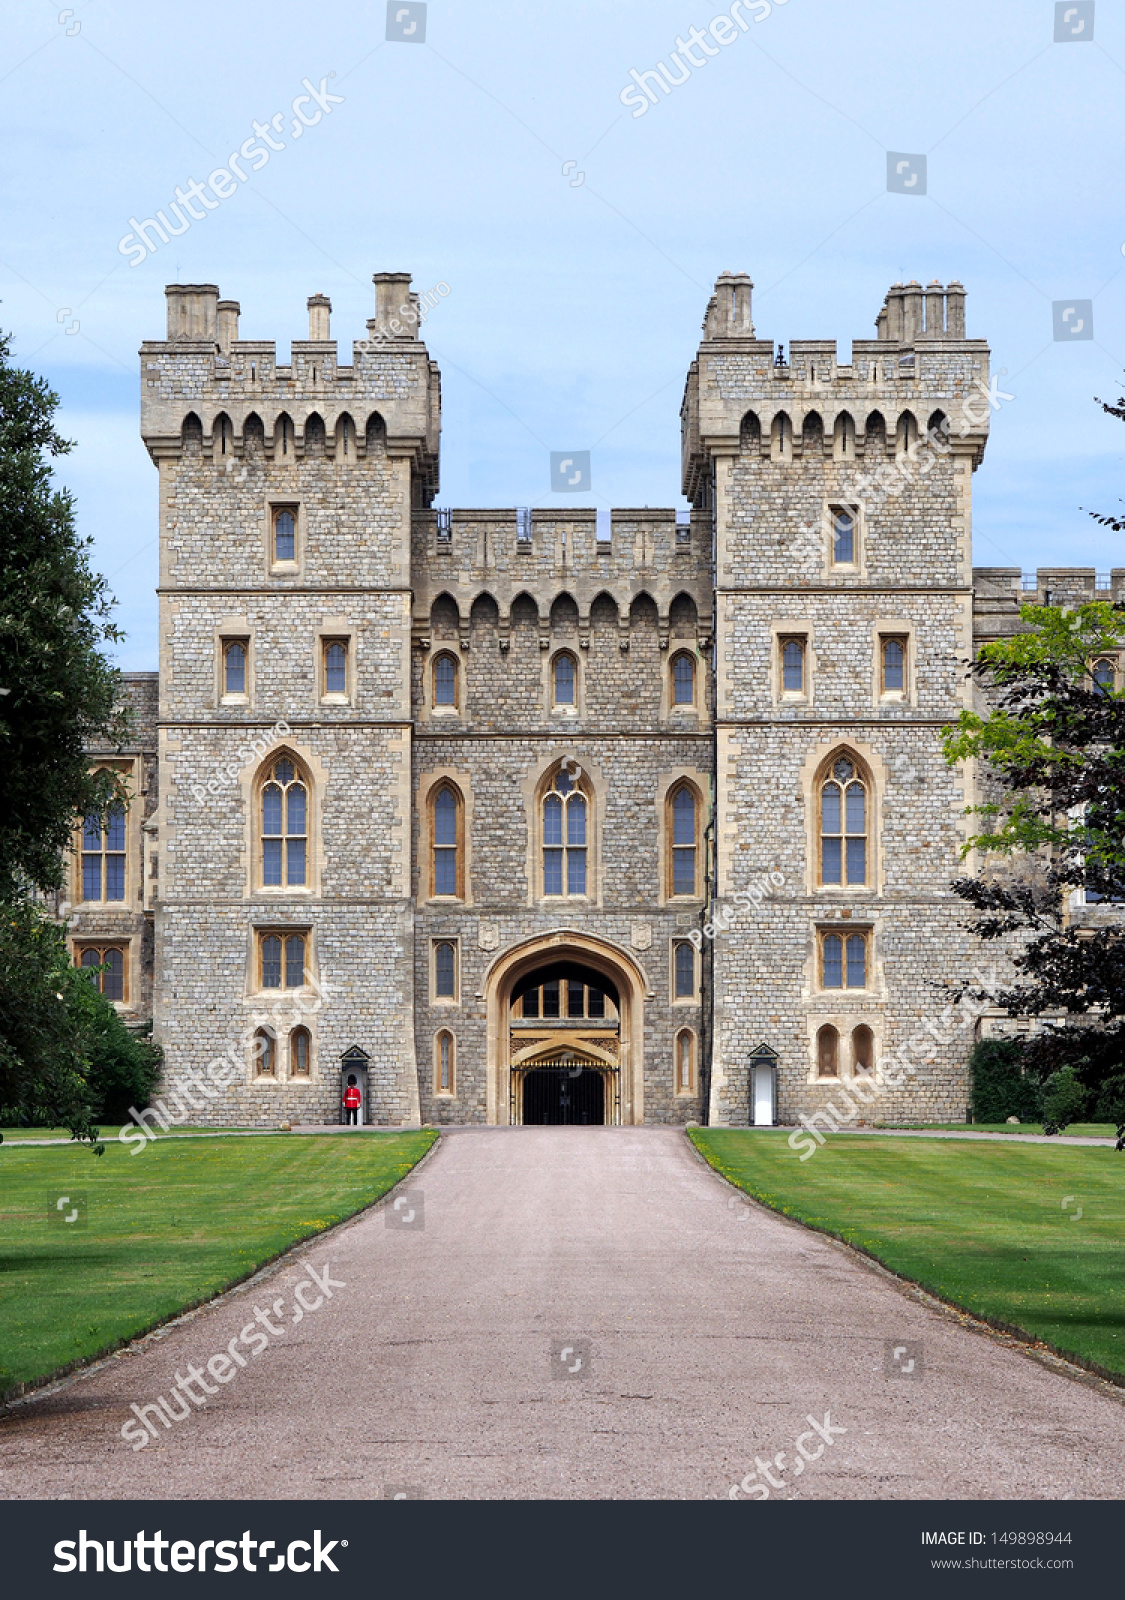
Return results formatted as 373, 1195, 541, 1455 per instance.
2, 0, 1124, 668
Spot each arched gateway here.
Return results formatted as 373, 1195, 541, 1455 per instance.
483, 932, 650, 1125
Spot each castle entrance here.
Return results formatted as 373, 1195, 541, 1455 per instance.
508, 963, 619, 1126
483, 934, 649, 1125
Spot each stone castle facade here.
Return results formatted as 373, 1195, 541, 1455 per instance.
64, 272, 1123, 1129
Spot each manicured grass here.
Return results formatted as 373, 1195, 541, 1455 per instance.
690, 1128, 1125, 1382
0, 1126, 269, 1143
0, 1130, 436, 1397
875, 1122, 1117, 1139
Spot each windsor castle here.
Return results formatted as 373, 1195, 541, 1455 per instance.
64, 272, 1122, 1130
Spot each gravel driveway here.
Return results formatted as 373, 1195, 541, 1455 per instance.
2, 1127, 1122, 1500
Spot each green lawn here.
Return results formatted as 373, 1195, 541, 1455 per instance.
0, 1130, 436, 1398
0, 1126, 271, 1142
874, 1122, 1117, 1139
690, 1129, 1125, 1383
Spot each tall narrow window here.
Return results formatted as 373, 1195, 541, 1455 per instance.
437, 1030, 454, 1093
669, 784, 698, 897
290, 1027, 311, 1077
259, 932, 307, 989
674, 940, 696, 1000
78, 945, 126, 1002
881, 637, 906, 694
223, 640, 247, 697
433, 652, 458, 707
260, 757, 307, 887
822, 930, 868, 989
553, 652, 576, 707
542, 767, 587, 895
676, 1029, 694, 1092
781, 638, 805, 694
831, 508, 855, 564
323, 640, 347, 697
672, 653, 695, 706
273, 508, 297, 563
434, 941, 456, 999
820, 757, 867, 886
816, 1024, 839, 1079
253, 1028, 276, 1078
81, 800, 126, 902
432, 784, 461, 897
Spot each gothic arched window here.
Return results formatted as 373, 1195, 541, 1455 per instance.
260, 756, 308, 887
820, 756, 867, 886
434, 941, 456, 999
431, 784, 462, 897
223, 640, 247, 697
433, 652, 458, 708
543, 766, 587, 895
882, 637, 906, 694
323, 640, 347, 697
553, 651, 577, 707
782, 638, 805, 694
253, 1027, 276, 1078
674, 939, 696, 1000
671, 652, 695, 706
436, 1030, 455, 1094
676, 1029, 695, 1093
668, 783, 700, 897
1092, 657, 1116, 695
290, 1026, 311, 1077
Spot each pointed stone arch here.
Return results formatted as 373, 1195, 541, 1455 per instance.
481, 929, 652, 1124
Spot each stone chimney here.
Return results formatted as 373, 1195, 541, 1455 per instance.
371, 272, 415, 339
216, 300, 240, 353
945, 281, 966, 338
705, 271, 754, 338
902, 280, 924, 342
883, 284, 905, 341
307, 293, 331, 341
165, 284, 219, 343
923, 280, 944, 338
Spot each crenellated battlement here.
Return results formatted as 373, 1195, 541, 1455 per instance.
682, 274, 991, 503
410, 507, 713, 649
140, 277, 441, 497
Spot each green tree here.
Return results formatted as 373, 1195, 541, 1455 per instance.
0, 325, 127, 898
943, 600, 1125, 1146
0, 325, 131, 1142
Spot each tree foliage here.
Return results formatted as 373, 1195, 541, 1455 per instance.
0, 325, 127, 900
943, 601, 1125, 1146
0, 324, 140, 1144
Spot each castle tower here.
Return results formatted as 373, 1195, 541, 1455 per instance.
682, 273, 991, 1125
142, 278, 440, 1125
